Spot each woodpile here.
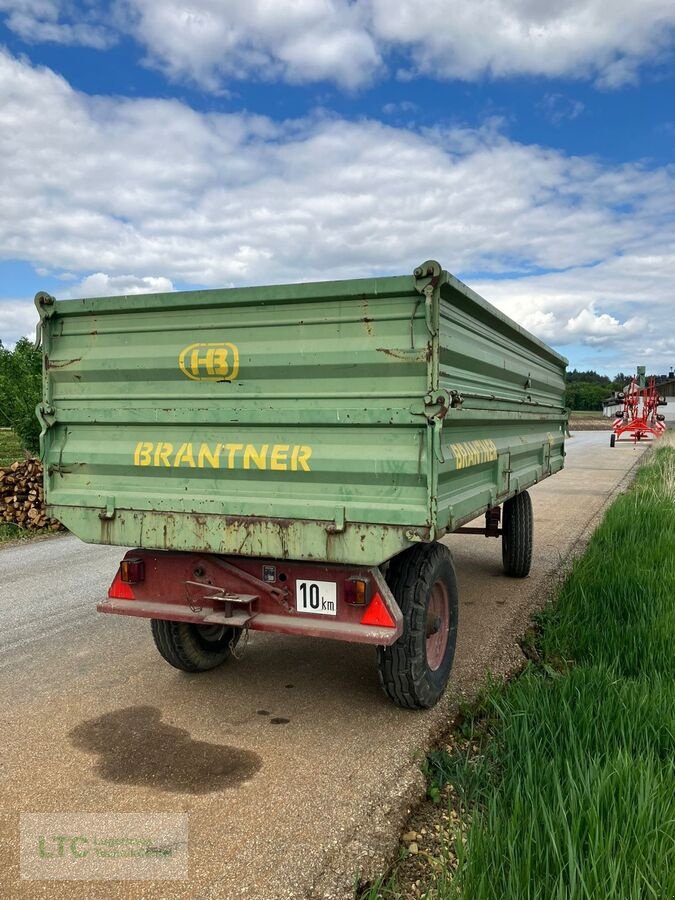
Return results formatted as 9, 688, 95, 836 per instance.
0, 458, 63, 531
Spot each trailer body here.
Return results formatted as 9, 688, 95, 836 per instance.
37, 262, 566, 565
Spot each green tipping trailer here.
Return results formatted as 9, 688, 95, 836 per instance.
36, 260, 567, 708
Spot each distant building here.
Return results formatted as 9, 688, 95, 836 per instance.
603, 372, 674, 419
658, 377, 675, 399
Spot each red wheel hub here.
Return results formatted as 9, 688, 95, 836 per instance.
426, 580, 450, 671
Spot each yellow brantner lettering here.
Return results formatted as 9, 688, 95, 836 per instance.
173, 443, 196, 467
293, 445, 313, 472
154, 442, 174, 467
198, 443, 221, 468
133, 439, 314, 472
454, 443, 467, 470
134, 441, 153, 466
271, 444, 290, 471
244, 444, 268, 470
450, 443, 459, 469
222, 443, 244, 469
449, 439, 498, 470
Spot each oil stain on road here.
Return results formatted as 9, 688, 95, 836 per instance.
69, 706, 262, 794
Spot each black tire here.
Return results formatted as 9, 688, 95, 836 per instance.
376, 542, 459, 710
502, 491, 533, 578
610, 433, 616, 447
150, 619, 240, 672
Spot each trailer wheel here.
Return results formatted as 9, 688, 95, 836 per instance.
376, 542, 458, 710
150, 619, 240, 672
610, 433, 616, 448
502, 491, 533, 578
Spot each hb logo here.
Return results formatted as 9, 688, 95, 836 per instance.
178, 343, 240, 381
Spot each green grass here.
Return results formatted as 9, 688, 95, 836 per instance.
0, 427, 25, 466
426, 445, 675, 900
0, 522, 45, 544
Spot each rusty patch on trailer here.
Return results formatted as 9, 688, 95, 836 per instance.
46, 356, 82, 369
376, 347, 426, 362
360, 296, 373, 336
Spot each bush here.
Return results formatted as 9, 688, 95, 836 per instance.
0, 338, 42, 453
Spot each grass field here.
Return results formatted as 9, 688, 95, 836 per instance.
569, 410, 609, 431
369, 441, 675, 900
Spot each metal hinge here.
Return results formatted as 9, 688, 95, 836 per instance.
99, 496, 116, 520
424, 390, 451, 462
413, 260, 445, 339
326, 506, 346, 534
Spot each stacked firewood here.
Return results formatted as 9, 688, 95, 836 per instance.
0, 458, 62, 530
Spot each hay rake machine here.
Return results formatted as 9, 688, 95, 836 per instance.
610, 372, 668, 447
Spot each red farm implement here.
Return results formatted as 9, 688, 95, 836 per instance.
610, 375, 668, 447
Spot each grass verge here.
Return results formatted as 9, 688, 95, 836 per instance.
373, 442, 675, 900
0, 522, 50, 545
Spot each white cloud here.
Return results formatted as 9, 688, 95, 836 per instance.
6, 2, 674, 89
115, 0, 381, 90
114, 0, 675, 90
66, 273, 174, 298
472, 251, 675, 369
0, 300, 40, 346
1, 49, 675, 371
369, 0, 675, 88
0, 0, 113, 49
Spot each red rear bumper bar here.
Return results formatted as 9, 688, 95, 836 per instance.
99, 550, 403, 646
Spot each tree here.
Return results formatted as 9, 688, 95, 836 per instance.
564, 382, 608, 411
566, 369, 611, 385
0, 338, 43, 452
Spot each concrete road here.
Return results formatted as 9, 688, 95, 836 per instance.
0, 433, 646, 899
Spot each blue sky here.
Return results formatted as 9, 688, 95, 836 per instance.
1, 1, 675, 376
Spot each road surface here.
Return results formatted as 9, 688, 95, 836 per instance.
0, 432, 646, 899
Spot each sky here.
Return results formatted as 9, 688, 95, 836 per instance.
1, 1, 675, 376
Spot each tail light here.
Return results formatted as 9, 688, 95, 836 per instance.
120, 558, 145, 584
344, 577, 369, 606
108, 556, 145, 600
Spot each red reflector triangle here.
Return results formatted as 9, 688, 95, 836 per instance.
360, 592, 395, 628
108, 573, 135, 600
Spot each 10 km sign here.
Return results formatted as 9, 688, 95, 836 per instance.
295, 580, 337, 616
